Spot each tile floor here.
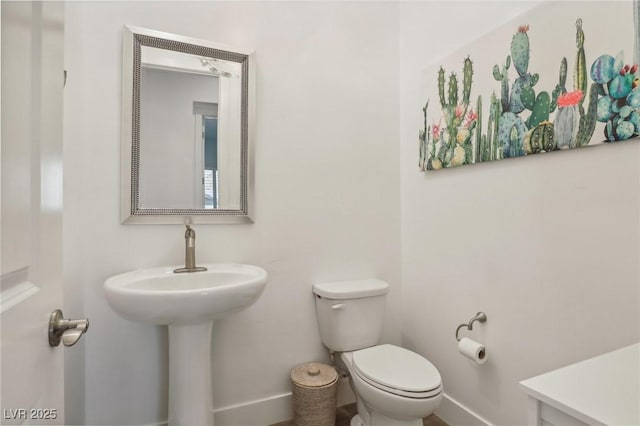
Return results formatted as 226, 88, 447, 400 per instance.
270, 402, 448, 426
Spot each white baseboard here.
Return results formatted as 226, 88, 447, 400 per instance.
435, 393, 494, 426
140, 389, 483, 426
213, 392, 293, 426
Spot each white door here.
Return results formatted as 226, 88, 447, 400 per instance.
1, 2, 66, 424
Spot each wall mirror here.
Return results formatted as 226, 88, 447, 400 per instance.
121, 26, 255, 224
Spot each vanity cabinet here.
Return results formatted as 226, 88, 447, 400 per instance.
520, 343, 639, 426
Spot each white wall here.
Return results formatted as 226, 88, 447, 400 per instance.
399, 2, 640, 425
63, 2, 400, 425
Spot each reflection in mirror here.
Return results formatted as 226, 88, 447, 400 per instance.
121, 26, 254, 224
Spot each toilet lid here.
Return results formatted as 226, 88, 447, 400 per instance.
352, 344, 441, 393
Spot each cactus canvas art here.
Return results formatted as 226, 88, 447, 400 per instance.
419, 2, 640, 172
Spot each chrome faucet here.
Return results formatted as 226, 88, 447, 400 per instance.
173, 225, 208, 273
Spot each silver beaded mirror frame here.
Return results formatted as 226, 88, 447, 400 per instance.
121, 25, 255, 224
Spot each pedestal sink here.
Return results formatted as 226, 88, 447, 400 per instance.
104, 263, 268, 426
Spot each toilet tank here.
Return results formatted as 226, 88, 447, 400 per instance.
313, 279, 389, 352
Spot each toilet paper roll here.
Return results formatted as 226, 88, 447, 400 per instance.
458, 337, 487, 364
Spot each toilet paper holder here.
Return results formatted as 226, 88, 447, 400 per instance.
455, 312, 487, 341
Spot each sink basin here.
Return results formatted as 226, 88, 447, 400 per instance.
104, 263, 267, 325
104, 263, 268, 426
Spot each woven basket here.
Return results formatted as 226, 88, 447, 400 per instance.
290, 362, 338, 426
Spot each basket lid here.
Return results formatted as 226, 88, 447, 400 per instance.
290, 362, 338, 388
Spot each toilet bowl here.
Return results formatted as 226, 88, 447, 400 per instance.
339, 345, 442, 426
313, 279, 443, 426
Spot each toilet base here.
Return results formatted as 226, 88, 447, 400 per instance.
350, 414, 365, 426
351, 412, 424, 426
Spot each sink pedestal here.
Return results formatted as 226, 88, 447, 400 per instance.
104, 264, 268, 426
168, 322, 214, 426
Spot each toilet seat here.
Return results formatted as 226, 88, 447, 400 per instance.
352, 344, 442, 399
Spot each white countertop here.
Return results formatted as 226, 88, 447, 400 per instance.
520, 343, 640, 426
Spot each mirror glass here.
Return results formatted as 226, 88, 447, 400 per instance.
121, 26, 254, 224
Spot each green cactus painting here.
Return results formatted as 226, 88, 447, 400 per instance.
419, 10, 634, 172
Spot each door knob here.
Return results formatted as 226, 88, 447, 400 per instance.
48, 309, 89, 347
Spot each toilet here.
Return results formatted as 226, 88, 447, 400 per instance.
313, 279, 442, 426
